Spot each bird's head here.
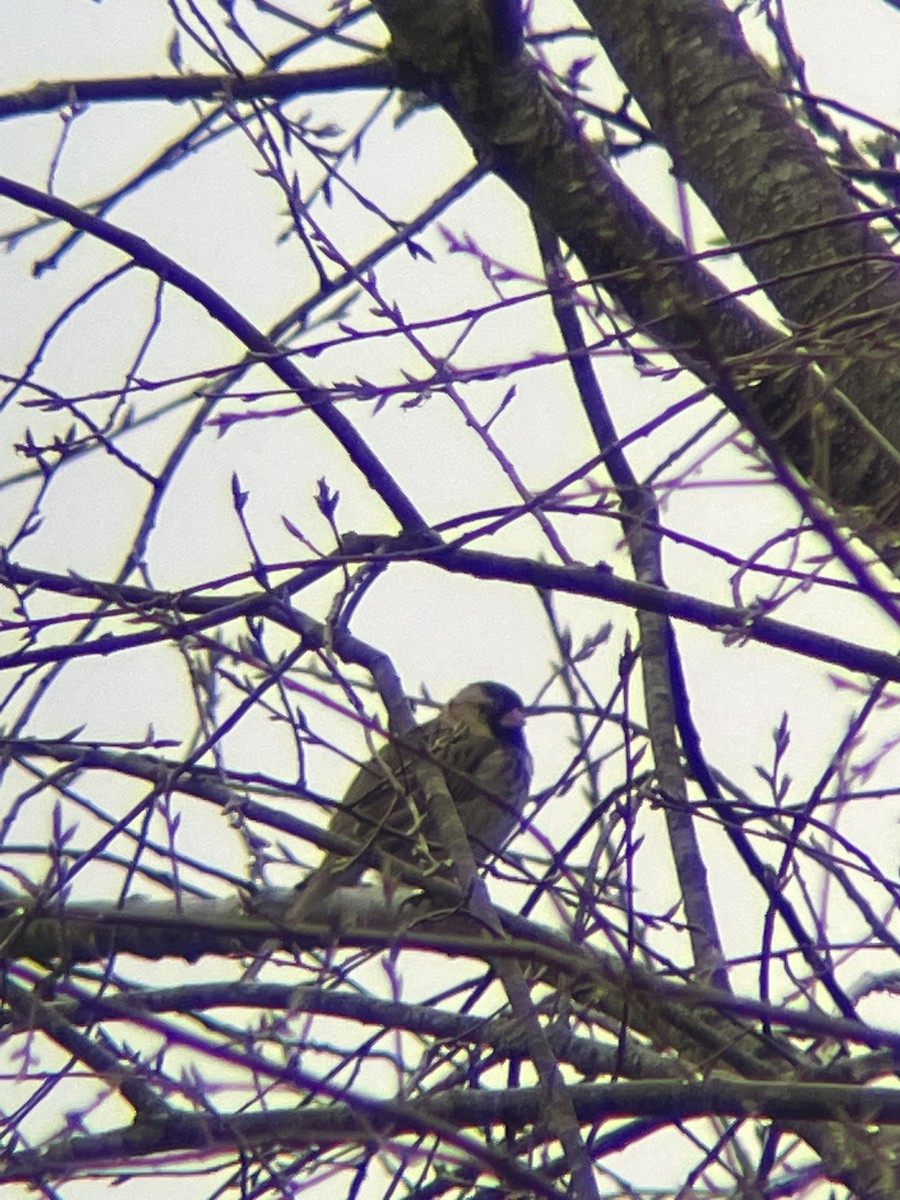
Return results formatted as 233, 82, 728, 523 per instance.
447, 681, 528, 743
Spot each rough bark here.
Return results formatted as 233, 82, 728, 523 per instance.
375, 0, 900, 556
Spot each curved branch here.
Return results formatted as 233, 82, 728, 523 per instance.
0, 174, 435, 539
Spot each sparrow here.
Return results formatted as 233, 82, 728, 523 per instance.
285, 681, 532, 924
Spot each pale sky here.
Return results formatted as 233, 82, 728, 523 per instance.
2, 2, 900, 1193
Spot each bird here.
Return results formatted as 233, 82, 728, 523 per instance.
284, 681, 532, 925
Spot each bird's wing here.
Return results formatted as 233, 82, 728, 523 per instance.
443, 738, 533, 861
330, 717, 444, 845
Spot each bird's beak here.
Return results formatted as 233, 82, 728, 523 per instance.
500, 707, 527, 728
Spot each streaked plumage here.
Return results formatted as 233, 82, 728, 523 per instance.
286, 682, 531, 922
